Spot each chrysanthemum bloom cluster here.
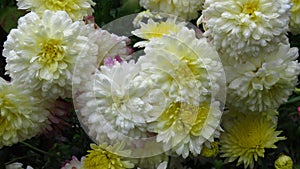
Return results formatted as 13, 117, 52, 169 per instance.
198, 2, 300, 167
220, 110, 286, 169
200, 0, 291, 58
289, 0, 300, 35
0, 78, 49, 148
82, 143, 135, 169
2, 0, 134, 152
75, 16, 225, 159
139, 0, 204, 20
133, 21, 224, 158
17, 0, 96, 21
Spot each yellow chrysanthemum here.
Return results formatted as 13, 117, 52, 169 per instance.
274, 154, 293, 169
82, 143, 134, 169
220, 111, 286, 169
0, 78, 49, 148
289, 0, 300, 34
17, 0, 95, 21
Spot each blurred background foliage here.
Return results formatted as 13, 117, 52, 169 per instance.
0, 0, 299, 168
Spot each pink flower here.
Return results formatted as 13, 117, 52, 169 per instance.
104, 55, 124, 67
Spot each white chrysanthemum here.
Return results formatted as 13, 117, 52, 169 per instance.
139, 0, 204, 20
224, 44, 300, 112
132, 18, 186, 47
0, 78, 49, 148
3, 10, 98, 99
76, 60, 167, 144
137, 27, 224, 105
289, 0, 300, 35
17, 0, 95, 21
201, 0, 291, 58
149, 101, 222, 158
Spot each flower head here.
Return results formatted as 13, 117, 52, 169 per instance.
76, 60, 165, 144
138, 26, 224, 105
3, 10, 98, 99
220, 110, 286, 169
0, 78, 49, 148
82, 143, 134, 169
274, 154, 293, 169
139, 0, 204, 20
224, 44, 300, 112
151, 101, 222, 158
289, 0, 300, 34
201, 0, 291, 58
17, 0, 95, 21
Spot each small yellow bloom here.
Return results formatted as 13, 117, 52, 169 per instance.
274, 154, 293, 169
82, 143, 134, 169
200, 142, 219, 158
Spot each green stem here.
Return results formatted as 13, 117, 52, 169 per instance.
284, 96, 300, 104
20, 141, 49, 155
5, 155, 33, 165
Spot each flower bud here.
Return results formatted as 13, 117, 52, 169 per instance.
274, 154, 293, 169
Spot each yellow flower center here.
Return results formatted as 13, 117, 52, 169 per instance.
179, 55, 203, 77
157, 102, 210, 135
235, 115, 270, 151
44, 0, 74, 11
38, 39, 65, 65
242, 1, 259, 16
142, 22, 181, 39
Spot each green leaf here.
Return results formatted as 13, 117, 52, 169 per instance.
117, 0, 142, 17
0, 6, 27, 33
